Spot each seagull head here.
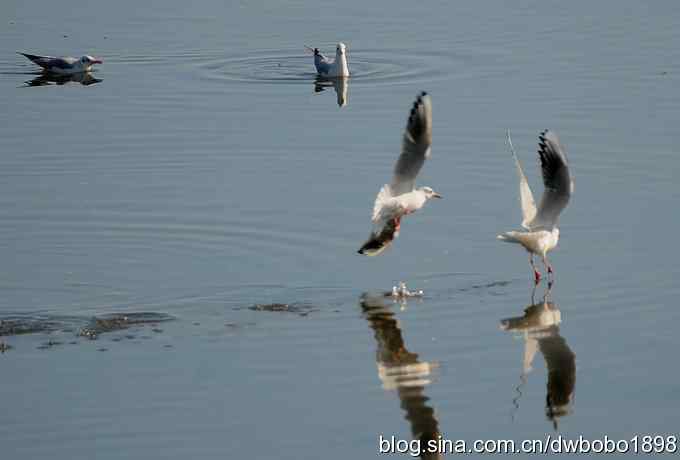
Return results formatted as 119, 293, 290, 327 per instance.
80, 55, 103, 69
420, 186, 442, 200
336, 42, 347, 56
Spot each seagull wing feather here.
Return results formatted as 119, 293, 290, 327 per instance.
390, 92, 432, 196
529, 130, 572, 230
506, 130, 537, 230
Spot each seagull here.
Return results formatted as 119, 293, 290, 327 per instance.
497, 130, 573, 283
358, 92, 441, 256
18, 52, 103, 74
306, 43, 350, 78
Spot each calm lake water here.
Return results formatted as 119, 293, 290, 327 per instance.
2, 0, 680, 458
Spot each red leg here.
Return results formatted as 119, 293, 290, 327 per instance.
543, 256, 554, 283
393, 217, 401, 232
529, 254, 541, 284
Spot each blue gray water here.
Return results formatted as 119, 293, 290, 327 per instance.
2, 0, 680, 458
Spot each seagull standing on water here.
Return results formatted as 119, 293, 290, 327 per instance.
358, 92, 442, 256
18, 52, 103, 74
498, 130, 573, 283
308, 43, 350, 78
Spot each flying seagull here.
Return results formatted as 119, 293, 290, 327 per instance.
306, 43, 349, 78
358, 92, 441, 256
498, 130, 573, 283
18, 52, 102, 74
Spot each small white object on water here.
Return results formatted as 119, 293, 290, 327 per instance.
388, 282, 424, 299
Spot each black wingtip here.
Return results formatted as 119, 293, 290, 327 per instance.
357, 249, 364, 254
538, 129, 550, 154
412, 91, 429, 112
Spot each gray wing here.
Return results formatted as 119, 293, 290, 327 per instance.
529, 130, 573, 230
314, 53, 332, 75
48, 57, 78, 70
18, 52, 76, 70
390, 92, 432, 196
506, 130, 537, 230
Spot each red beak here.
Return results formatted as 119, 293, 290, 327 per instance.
92, 58, 103, 64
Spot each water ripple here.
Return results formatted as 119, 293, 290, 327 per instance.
197, 47, 470, 86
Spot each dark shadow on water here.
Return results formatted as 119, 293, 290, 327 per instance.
22, 71, 102, 87
499, 284, 576, 430
360, 293, 442, 459
314, 76, 349, 107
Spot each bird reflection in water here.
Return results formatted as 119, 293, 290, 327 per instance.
500, 284, 576, 430
360, 293, 442, 459
24, 72, 102, 87
314, 76, 348, 107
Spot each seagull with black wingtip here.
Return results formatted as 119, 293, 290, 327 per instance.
358, 92, 442, 256
498, 130, 574, 283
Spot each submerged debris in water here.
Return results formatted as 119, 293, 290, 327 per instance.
247, 303, 318, 316
250, 303, 289, 312
37, 339, 63, 350
78, 312, 174, 340
458, 280, 511, 293
1, 312, 174, 342
0, 318, 62, 336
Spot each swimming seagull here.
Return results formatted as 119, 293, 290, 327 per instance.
18, 52, 103, 74
358, 92, 441, 256
498, 130, 573, 283
306, 43, 350, 78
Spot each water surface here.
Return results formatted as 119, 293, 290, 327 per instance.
1, 0, 680, 458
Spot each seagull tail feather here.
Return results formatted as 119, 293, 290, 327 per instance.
497, 231, 522, 244
358, 217, 399, 256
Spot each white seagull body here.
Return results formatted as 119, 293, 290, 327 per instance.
310, 43, 350, 78
358, 92, 441, 256
18, 52, 103, 74
498, 130, 573, 283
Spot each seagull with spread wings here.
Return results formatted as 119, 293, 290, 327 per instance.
498, 130, 573, 283
358, 92, 441, 256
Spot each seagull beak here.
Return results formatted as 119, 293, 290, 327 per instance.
433, 192, 443, 199
92, 58, 103, 64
